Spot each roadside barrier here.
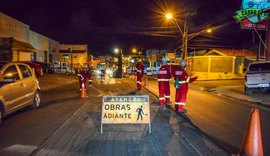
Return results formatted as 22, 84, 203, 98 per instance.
239, 108, 263, 156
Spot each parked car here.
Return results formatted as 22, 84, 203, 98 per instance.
52, 61, 75, 75
22, 61, 43, 77
33, 61, 53, 74
244, 61, 270, 95
0, 62, 41, 124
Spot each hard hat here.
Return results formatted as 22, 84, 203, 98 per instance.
180, 60, 186, 67
161, 57, 167, 64
138, 59, 142, 62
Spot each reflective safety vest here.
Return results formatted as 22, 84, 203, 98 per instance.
157, 65, 171, 82
173, 66, 189, 84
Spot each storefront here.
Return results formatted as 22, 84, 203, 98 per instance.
0, 37, 35, 61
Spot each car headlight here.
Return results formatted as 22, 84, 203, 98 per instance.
96, 70, 101, 74
106, 69, 112, 74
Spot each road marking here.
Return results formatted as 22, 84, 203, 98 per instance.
91, 86, 105, 95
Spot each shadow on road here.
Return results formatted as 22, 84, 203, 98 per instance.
41, 96, 81, 108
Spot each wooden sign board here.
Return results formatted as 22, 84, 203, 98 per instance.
101, 95, 151, 133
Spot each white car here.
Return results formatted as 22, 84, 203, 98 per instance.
244, 61, 270, 95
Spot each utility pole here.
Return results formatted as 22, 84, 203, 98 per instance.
182, 13, 188, 61
119, 49, 123, 78
68, 48, 73, 70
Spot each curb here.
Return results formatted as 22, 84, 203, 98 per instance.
200, 86, 270, 108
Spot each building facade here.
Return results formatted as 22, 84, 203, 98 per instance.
0, 12, 35, 61
59, 44, 88, 69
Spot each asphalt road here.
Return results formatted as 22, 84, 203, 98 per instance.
32, 76, 227, 156
1, 74, 269, 155
0, 75, 83, 156
145, 78, 270, 155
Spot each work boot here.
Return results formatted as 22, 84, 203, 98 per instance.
165, 102, 172, 107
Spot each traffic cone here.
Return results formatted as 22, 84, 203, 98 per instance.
80, 82, 87, 98
239, 108, 263, 156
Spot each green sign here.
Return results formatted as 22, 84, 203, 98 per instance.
234, 0, 270, 23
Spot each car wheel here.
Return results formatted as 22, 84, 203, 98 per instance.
245, 86, 252, 96
32, 91, 41, 108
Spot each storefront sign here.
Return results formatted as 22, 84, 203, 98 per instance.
101, 95, 151, 133
235, 0, 270, 23
234, 0, 270, 30
241, 18, 268, 30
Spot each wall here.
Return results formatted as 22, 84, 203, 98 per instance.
29, 30, 49, 62
59, 44, 88, 68
0, 12, 30, 42
49, 39, 59, 64
188, 56, 244, 80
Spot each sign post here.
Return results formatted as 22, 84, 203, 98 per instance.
101, 95, 151, 134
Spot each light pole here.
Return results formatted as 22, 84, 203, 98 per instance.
166, 13, 188, 60
166, 13, 213, 60
68, 48, 73, 70
114, 48, 123, 78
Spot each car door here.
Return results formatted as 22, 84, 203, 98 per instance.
1, 64, 25, 113
18, 64, 36, 104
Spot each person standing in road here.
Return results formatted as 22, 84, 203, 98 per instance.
100, 68, 106, 83
87, 67, 93, 87
78, 65, 91, 90
157, 57, 172, 108
135, 59, 144, 90
173, 60, 198, 113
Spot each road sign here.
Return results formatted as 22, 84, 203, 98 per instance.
166, 52, 176, 60
101, 95, 151, 133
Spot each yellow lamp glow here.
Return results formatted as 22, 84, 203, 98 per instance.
166, 13, 173, 20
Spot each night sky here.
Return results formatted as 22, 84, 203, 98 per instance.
0, 0, 255, 56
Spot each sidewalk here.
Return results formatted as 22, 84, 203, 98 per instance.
193, 80, 270, 107
144, 77, 270, 108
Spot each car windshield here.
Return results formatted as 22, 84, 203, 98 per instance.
249, 63, 270, 71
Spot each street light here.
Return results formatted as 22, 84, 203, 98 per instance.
166, 12, 188, 60
166, 13, 213, 60
114, 48, 123, 78
132, 48, 137, 53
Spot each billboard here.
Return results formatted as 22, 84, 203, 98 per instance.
234, 0, 270, 30
242, 0, 270, 23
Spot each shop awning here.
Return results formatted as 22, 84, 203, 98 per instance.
11, 39, 36, 52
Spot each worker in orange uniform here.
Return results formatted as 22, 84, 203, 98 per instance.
78, 65, 91, 90
135, 59, 144, 90
173, 60, 198, 113
157, 57, 171, 108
